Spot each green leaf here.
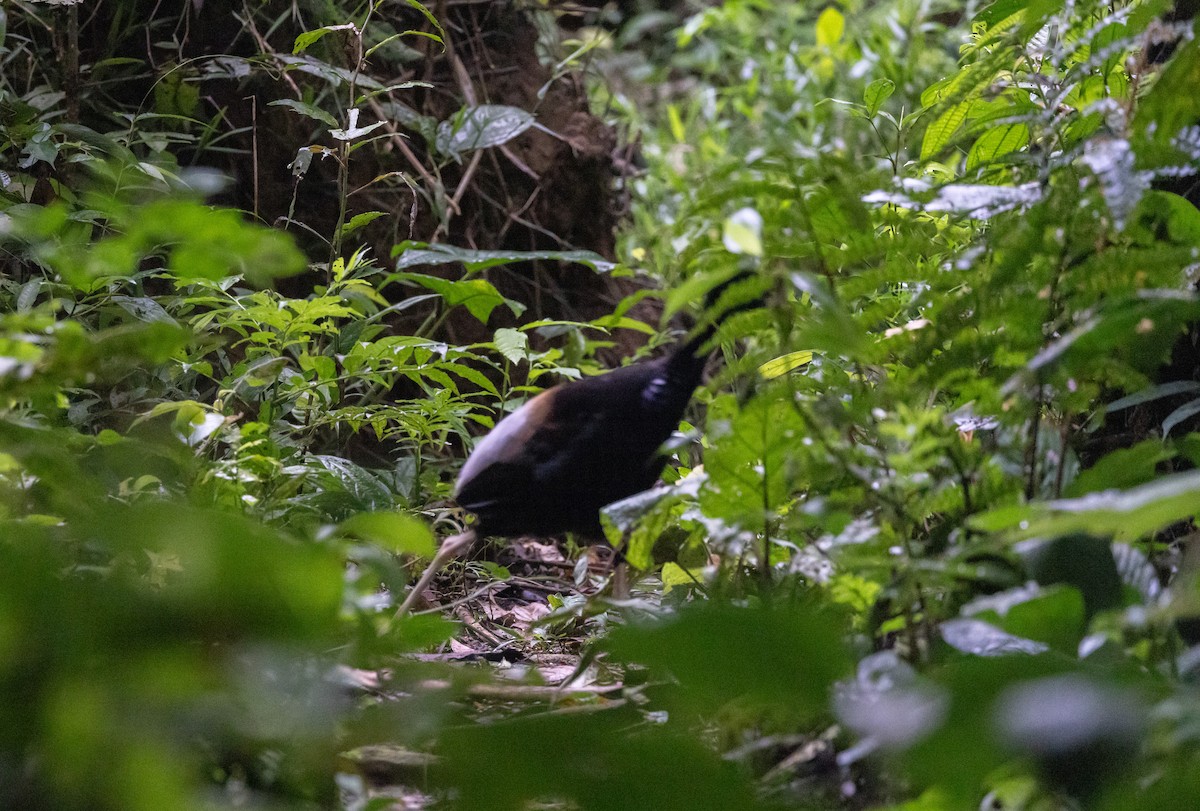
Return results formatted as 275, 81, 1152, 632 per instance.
971, 469, 1200, 540
1065, 440, 1175, 497
701, 390, 804, 525
661, 562, 702, 594
339, 512, 436, 556
392, 240, 616, 273
864, 78, 895, 116
434, 104, 536, 161
606, 602, 850, 719
338, 210, 387, 239
492, 328, 528, 365
1134, 36, 1200, 149
601, 485, 682, 569
965, 583, 1086, 654
439, 708, 763, 811
921, 101, 971, 160
721, 207, 763, 256
758, 350, 813, 379
815, 6, 845, 47
390, 271, 513, 324
965, 123, 1029, 171
402, 0, 447, 48
293, 24, 356, 55
268, 98, 338, 128
311, 455, 394, 511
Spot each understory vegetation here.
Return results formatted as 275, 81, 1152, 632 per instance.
4, 0, 1200, 808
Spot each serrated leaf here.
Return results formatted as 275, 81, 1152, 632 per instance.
701, 390, 804, 525
491, 328, 527, 365
965, 123, 1029, 171
921, 101, 971, 160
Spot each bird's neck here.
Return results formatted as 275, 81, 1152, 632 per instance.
641, 325, 714, 410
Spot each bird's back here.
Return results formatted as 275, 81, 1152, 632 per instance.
454, 357, 691, 538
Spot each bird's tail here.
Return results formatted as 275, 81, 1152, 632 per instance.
679, 270, 764, 360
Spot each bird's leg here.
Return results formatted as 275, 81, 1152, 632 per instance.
395, 529, 477, 617
611, 559, 630, 599
607, 542, 630, 599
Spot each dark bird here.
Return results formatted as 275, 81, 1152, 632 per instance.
396, 272, 760, 614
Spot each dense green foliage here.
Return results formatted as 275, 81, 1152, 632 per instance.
4, 0, 1200, 808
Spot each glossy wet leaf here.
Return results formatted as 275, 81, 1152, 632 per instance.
435, 104, 536, 161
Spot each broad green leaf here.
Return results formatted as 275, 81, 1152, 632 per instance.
864, 78, 895, 116
815, 7, 845, 47
339, 512, 436, 556
434, 104, 536, 161
311, 455, 394, 511
964, 583, 1086, 654
606, 602, 849, 718
390, 271, 513, 324
112, 295, 177, 324
492, 328, 528, 365
1065, 440, 1175, 496
439, 708, 763, 811
661, 562, 703, 594
971, 469, 1200, 540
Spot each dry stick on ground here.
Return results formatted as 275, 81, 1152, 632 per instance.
395, 530, 477, 616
